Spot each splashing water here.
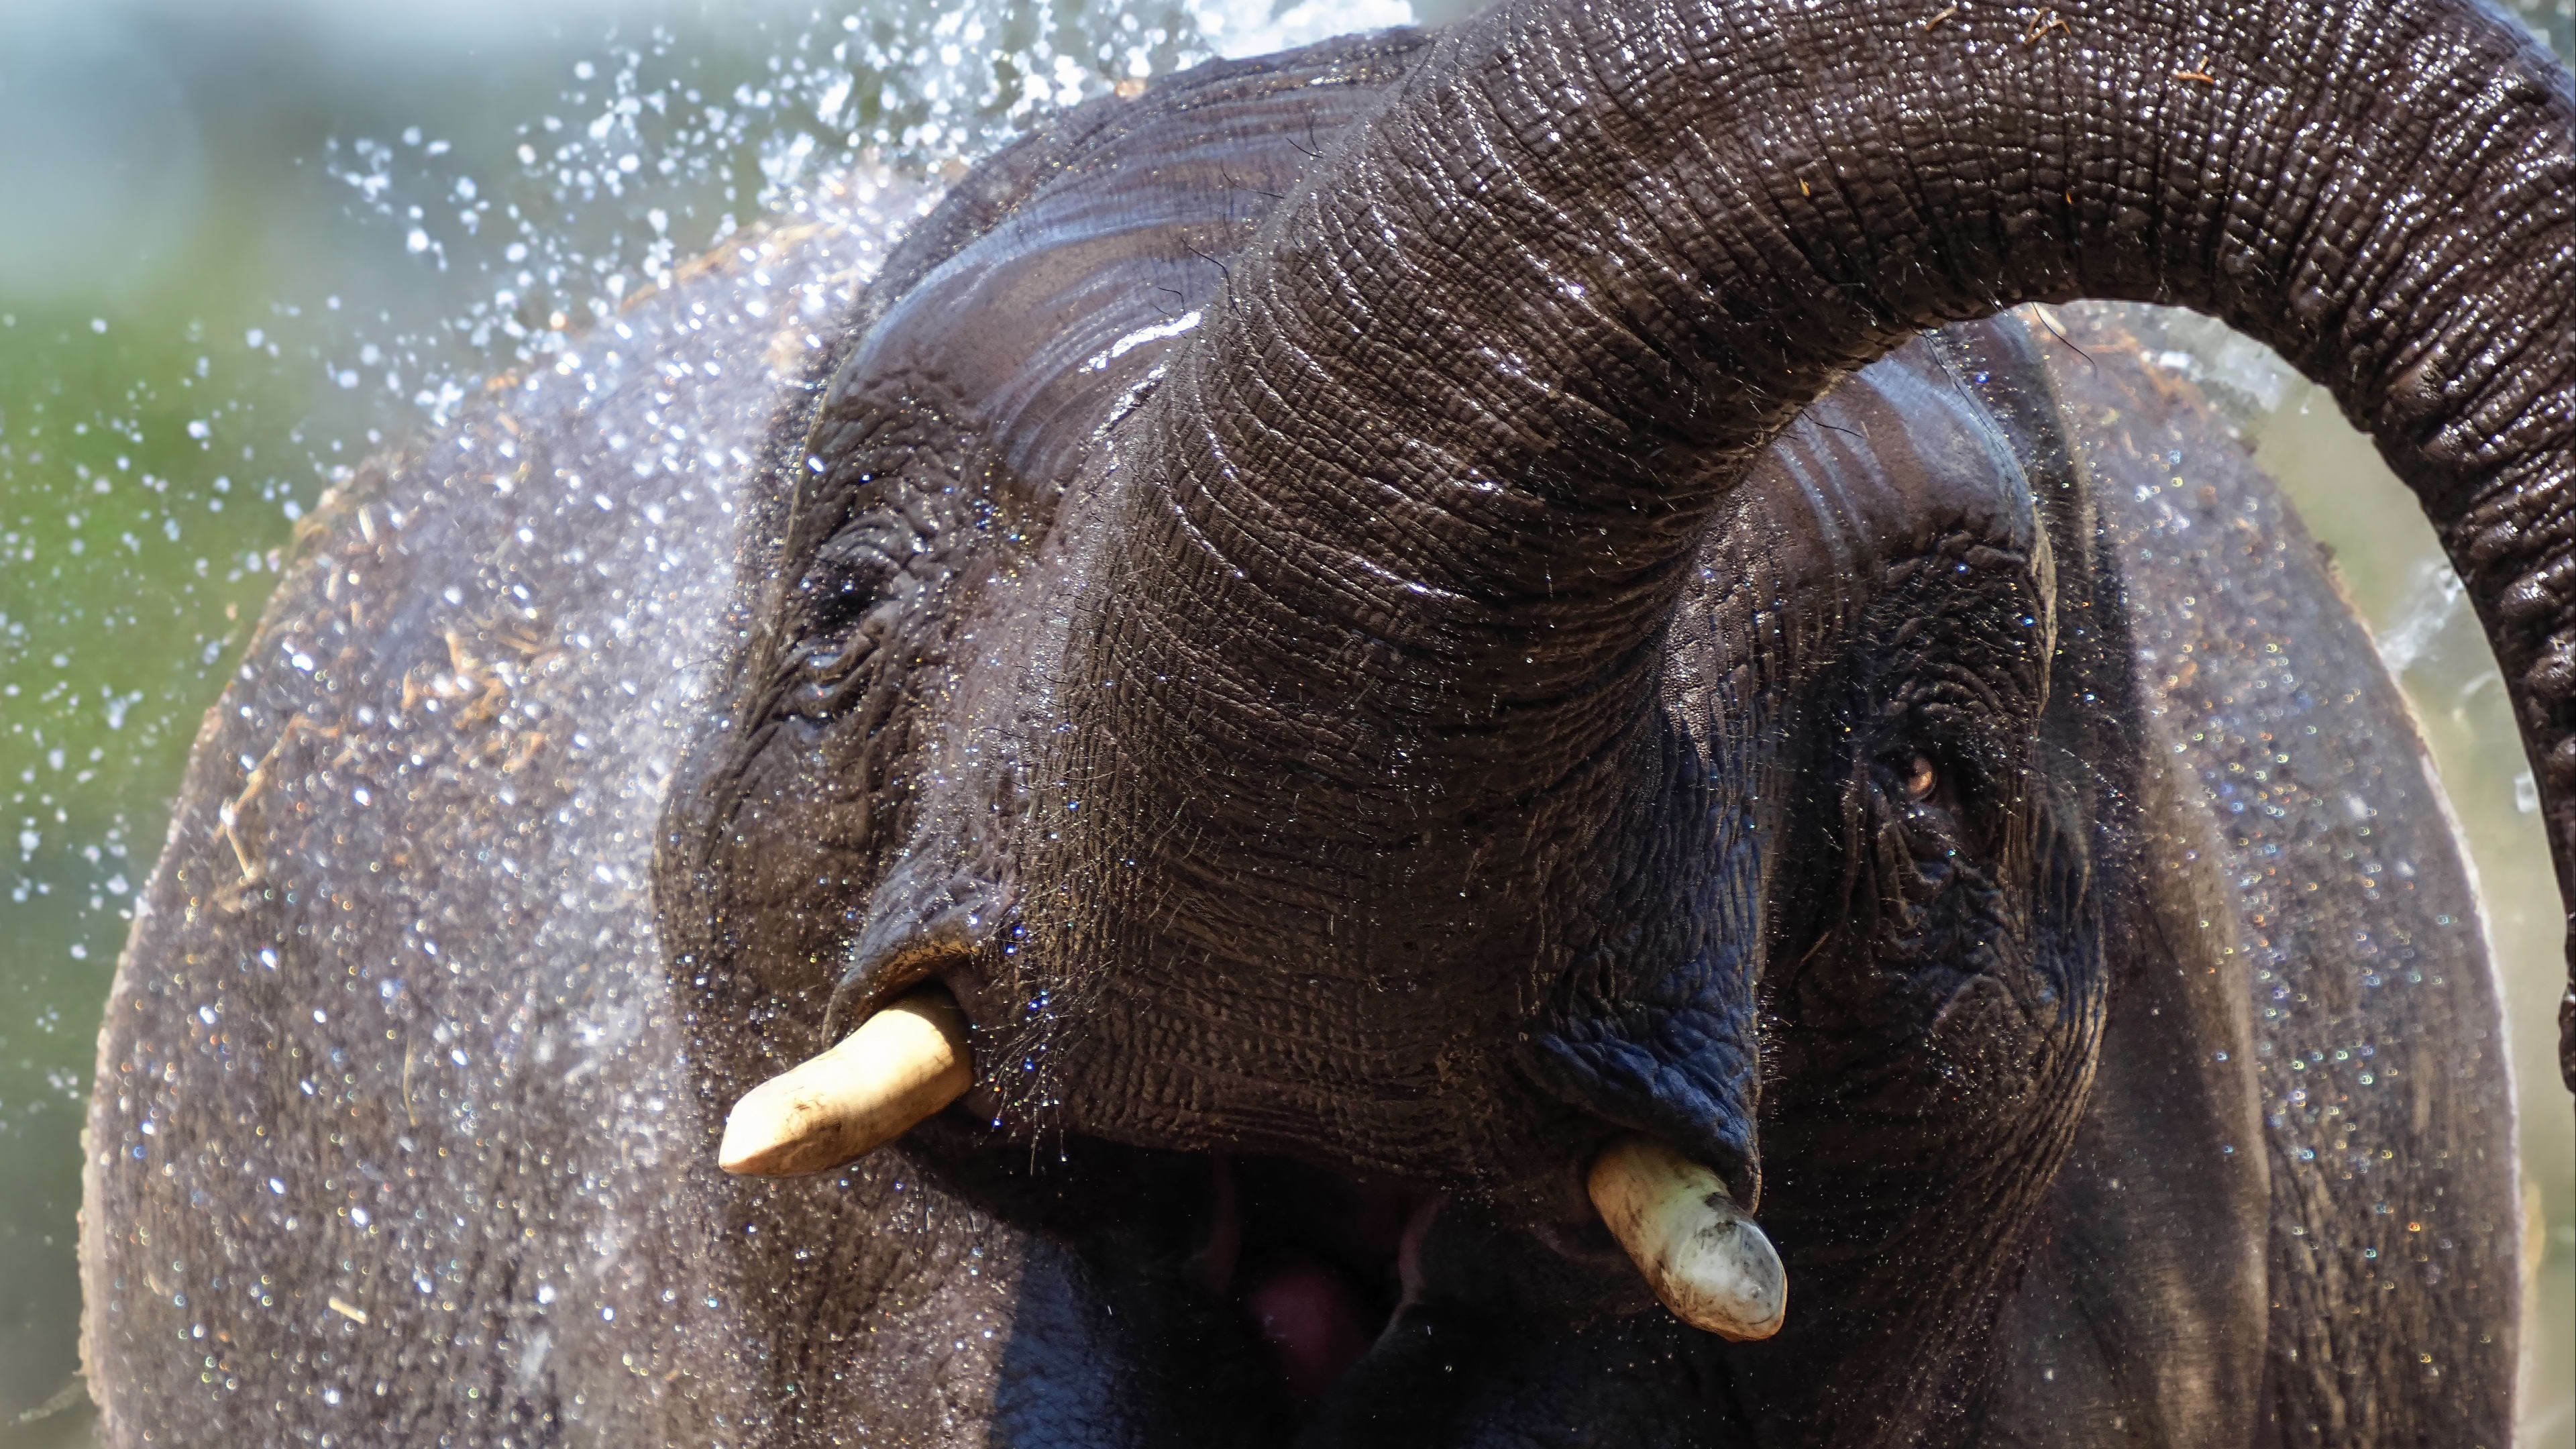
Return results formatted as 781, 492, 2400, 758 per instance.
2374, 559, 2470, 678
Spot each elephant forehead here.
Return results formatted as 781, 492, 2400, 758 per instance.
1731, 332, 2047, 600
818, 35, 1430, 508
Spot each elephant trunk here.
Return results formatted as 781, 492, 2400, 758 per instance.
1047, 0, 2576, 1095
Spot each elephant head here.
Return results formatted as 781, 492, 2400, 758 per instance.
655, 0, 2569, 1438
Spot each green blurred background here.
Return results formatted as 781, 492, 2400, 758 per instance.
0, 0, 2567, 1444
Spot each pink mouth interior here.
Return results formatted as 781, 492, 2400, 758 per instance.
1190, 1155, 1434, 1412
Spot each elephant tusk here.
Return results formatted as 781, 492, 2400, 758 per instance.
1587, 1136, 1786, 1342
718, 987, 973, 1177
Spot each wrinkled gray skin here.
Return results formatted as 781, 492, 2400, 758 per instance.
85, 0, 2569, 1444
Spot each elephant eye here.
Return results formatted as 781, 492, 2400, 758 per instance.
1900, 753, 1939, 804
796, 639, 863, 681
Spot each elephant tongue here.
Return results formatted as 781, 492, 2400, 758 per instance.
1199, 1155, 1430, 1412
1240, 1250, 1381, 1409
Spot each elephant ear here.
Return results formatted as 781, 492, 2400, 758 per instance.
1055, 0, 2576, 1087
2000, 301, 2522, 1438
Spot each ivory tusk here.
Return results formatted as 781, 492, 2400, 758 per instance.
1587, 1135, 1786, 1341
718, 987, 973, 1177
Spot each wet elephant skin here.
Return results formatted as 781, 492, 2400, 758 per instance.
82, 2, 2561, 1446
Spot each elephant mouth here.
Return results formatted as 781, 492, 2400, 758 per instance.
727, 986, 1791, 1428
1184, 1153, 1438, 1413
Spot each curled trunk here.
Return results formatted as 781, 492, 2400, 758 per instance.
1054, 0, 2575, 1081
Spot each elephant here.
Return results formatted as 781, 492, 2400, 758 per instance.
78, 0, 2569, 1442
